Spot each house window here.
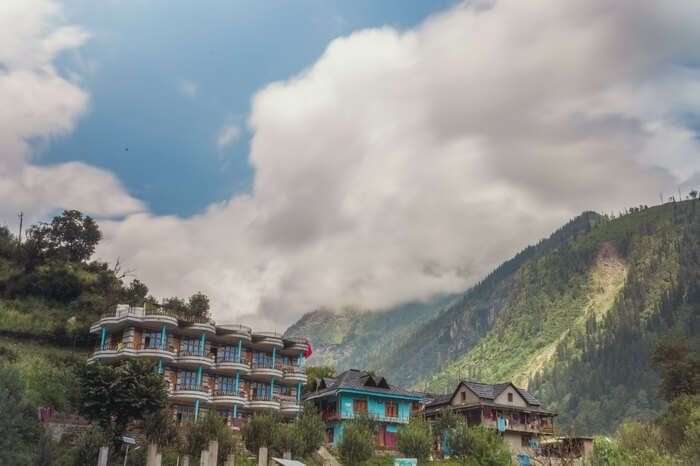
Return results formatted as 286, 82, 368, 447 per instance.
251, 382, 271, 400
385, 401, 399, 418
252, 351, 273, 368
181, 338, 201, 356
216, 376, 235, 395
179, 370, 198, 390
461, 392, 466, 402
353, 399, 368, 415
220, 345, 238, 361
508, 393, 513, 402
143, 331, 162, 349
175, 406, 194, 424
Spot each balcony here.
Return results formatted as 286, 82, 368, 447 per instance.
247, 392, 281, 411
213, 357, 251, 375
175, 350, 215, 369
87, 342, 136, 364
169, 385, 210, 403
89, 305, 178, 334
211, 389, 248, 408
251, 331, 284, 351
281, 365, 307, 384
133, 343, 176, 363
279, 395, 301, 416
178, 317, 217, 337
343, 412, 410, 424
249, 361, 283, 381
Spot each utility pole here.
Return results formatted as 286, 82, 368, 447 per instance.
17, 212, 23, 244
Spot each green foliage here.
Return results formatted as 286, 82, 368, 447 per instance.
77, 359, 167, 436
302, 365, 336, 393
446, 422, 511, 466
650, 336, 700, 402
339, 416, 375, 466
396, 416, 432, 461
242, 410, 283, 454
143, 407, 180, 447
660, 394, 700, 450
0, 361, 42, 465
183, 411, 239, 461
292, 402, 325, 458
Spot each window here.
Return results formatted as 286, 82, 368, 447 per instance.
142, 331, 162, 349
220, 345, 238, 361
216, 376, 235, 395
461, 391, 466, 402
179, 370, 198, 390
252, 351, 273, 368
251, 382, 271, 400
385, 401, 399, 418
353, 399, 368, 415
176, 406, 194, 424
508, 393, 513, 402
181, 338, 201, 356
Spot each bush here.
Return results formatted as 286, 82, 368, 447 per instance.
446, 422, 511, 466
242, 411, 283, 455
339, 417, 375, 466
293, 403, 325, 458
397, 417, 432, 461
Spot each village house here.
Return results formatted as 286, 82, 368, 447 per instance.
87, 304, 309, 428
421, 380, 557, 456
303, 369, 422, 449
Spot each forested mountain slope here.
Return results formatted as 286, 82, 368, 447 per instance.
286, 199, 700, 434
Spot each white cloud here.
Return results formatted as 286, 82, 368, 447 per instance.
5, 0, 700, 330
96, 0, 700, 329
217, 123, 241, 149
0, 0, 144, 223
177, 79, 198, 98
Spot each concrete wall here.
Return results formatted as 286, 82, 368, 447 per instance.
494, 385, 527, 408
451, 385, 479, 406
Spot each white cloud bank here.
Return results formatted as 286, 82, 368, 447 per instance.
5, 0, 700, 329
0, 0, 144, 223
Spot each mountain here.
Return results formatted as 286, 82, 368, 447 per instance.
286, 199, 700, 434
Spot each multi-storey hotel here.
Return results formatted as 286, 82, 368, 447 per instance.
88, 305, 308, 428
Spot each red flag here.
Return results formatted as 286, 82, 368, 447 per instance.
305, 340, 313, 358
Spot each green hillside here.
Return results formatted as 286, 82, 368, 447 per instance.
286, 199, 700, 434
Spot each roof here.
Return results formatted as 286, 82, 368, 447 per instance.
271, 459, 306, 466
424, 380, 544, 409
303, 369, 421, 401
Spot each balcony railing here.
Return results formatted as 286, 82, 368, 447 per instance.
281, 365, 306, 376
174, 385, 210, 394
100, 305, 176, 319
249, 392, 280, 402
177, 349, 215, 359
251, 360, 279, 369
213, 389, 249, 399
137, 343, 175, 352
91, 342, 133, 354
343, 412, 410, 423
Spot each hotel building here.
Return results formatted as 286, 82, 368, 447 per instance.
88, 305, 308, 428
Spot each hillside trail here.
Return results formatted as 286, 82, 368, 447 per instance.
514, 242, 627, 389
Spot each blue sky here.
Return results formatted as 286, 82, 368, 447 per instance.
42, 0, 457, 216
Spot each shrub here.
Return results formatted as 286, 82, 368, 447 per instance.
242, 410, 283, 455
292, 403, 325, 458
339, 417, 375, 466
446, 421, 511, 466
397, 417, 432, 462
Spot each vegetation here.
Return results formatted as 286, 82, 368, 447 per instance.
339, 415, 375, 466
445, 421, 511, 466
77, 358, 168, 438
397, 417, 432, 461
0, 361, 42, 465
302, 365, 336, 393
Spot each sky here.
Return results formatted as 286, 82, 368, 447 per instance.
2, 0, 700, 330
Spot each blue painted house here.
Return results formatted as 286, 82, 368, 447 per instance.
303, 369, 422, 449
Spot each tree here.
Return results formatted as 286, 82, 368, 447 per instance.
397, 416, 432, 462
125, 279, 149, 306
339, 416, 375, 466
184, 412, 238, 461
690, 190, 698, 200
302, 366, 336, 393
0, 362, 41, 465
447, 421, 511, 466
272, 423, 296, 457
434, 406, 459, 453
242, 411, 283, 455
649, 336, 700, 402
143, 407, 180, 448
188, 291, 211, 320
292, 403, 325, 458
77, 359, 167, 437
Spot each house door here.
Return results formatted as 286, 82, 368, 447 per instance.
377, 425, 386, 447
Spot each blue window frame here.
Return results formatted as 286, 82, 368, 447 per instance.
179, 370, 198, 390
220, 345, 237, 361
181, 338, 201, 356
216, 376, 235, 395
251, 382, 271, 400
253, 351, 272, 368
143, 331, 162, 348
176, 406, 194, 424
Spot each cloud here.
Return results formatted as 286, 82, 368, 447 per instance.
4, 0, 700, 330
177, 79, 198, 98
217, 122, 241, 149
95, 0, 700, 329
0, 0, 144, 223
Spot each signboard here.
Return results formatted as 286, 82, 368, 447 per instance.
121, 436, 136, 445
394, 459, 417, 466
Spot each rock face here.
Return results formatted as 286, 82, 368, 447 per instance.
313, 446, 341, 466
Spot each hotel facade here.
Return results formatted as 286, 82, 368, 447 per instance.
88, 305, 308, 428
